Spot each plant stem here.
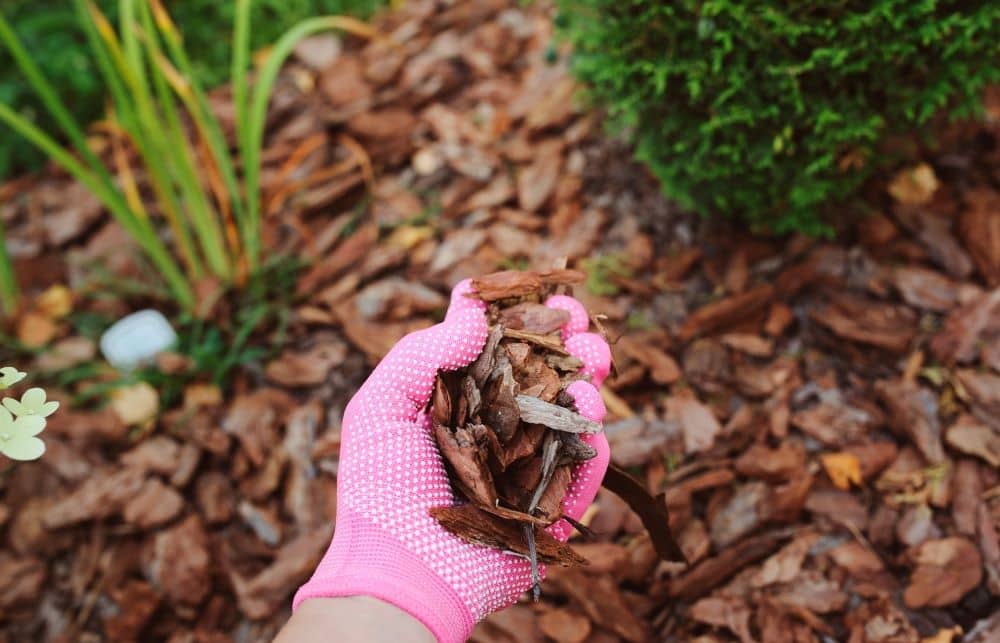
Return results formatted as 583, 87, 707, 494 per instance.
0, 219, 19, 314
241, 14, 375, 271
0, 102, 195, 309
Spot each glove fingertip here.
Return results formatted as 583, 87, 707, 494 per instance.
562, 434, 610, 523
544, 295, 589, 338
439, 308, 489, 371
565, 333, 612, 388
564, 380, 606, 423
446, 278, 486, 317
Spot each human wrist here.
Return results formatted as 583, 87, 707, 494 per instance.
293, 505, 475, 643
279, 596, 435, 643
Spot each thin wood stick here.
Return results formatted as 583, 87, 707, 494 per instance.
528, 434, 561, 512
524, 433, 560, 601
523, 523, 541, 601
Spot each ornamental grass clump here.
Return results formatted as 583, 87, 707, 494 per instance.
0, 0, 373, 311
557, 0, 1000, 235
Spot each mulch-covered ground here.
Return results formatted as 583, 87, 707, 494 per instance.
1, 1, 998, 641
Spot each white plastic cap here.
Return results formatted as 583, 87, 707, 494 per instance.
99, 309, 178, 371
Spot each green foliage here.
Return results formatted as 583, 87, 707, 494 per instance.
138, 254, 301, 406
38, 254, 300, 409
0, 0, 382, 178
0, 221, 18, 314
557, 1, 1000, 234
581, 253, 631, 296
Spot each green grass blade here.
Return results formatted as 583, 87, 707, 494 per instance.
72, 1, 138, 134
231, 0, 252, 164
136, 3, 231, 280
151, 0, 244, 216
119, 0, 149, 98
242, 15, 376, 269
0, 103, 195, 309
0, 218, 20, 314
152, 2, 247, 266
80, 0, 208, 281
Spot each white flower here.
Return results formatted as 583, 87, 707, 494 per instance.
0, 407, 45, 461
0, 366, 27, 389
3, 387, 59, 418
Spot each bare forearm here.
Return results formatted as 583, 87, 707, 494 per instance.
275, 596, 436, 643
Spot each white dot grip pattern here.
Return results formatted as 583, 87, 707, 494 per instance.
294, 282, 611, 643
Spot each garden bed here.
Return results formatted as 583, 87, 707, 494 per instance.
0, 1, 998, 641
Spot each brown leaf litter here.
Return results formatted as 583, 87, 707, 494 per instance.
1, 0, 999, 640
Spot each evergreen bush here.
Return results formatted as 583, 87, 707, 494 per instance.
557, 1, 1000, 234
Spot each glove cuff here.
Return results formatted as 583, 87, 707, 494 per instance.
293, 505, 475, 643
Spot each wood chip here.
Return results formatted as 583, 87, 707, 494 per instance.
602, 464, 685, 563
515, 395, 600, 434
430, 505, 586, 566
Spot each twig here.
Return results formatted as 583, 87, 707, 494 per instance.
523, 523, 541, 601
562, 515, 597, 539
528, 434, 561, 512
524, 433, 560, 601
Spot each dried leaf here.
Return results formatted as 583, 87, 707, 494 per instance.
689, 597, 755, 643
665, 391, 721, 455
34, 285, 73, 320
945, 415, 1000, 467
537, 609, 591, 643
888, 163, 939, 205
265, 338, 347, 387
109, 382, 160, 426
17, 312, 57, 348
145, 515, 211, 606
903, 537, 983, 608
820, 452, 863, 490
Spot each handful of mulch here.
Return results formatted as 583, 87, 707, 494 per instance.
429, 269, 684, 598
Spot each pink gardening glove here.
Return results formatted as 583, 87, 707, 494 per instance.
294, 281, 611, 642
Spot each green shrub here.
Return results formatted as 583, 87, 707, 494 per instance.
0, 0, 382, 178
557, 1, 1000, 235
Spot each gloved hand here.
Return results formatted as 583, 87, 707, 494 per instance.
294, 280, 611, 643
